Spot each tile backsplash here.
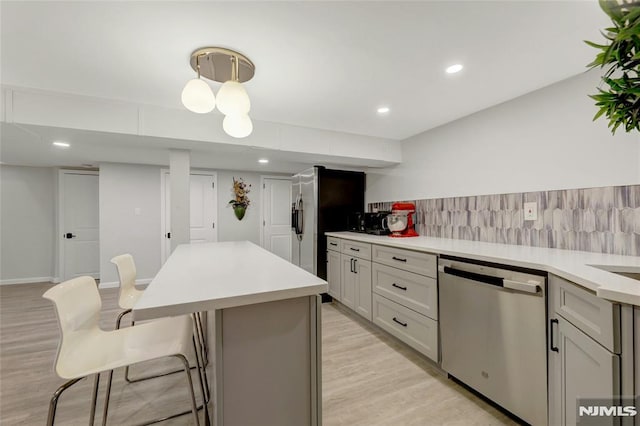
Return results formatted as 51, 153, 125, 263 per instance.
369, 185, 640, 256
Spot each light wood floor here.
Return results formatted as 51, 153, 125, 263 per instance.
1, 283, 516, 425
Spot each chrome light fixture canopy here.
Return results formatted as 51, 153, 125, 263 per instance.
188, 47, 255, 84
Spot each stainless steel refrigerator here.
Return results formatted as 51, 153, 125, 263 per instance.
291, 166, 365, 280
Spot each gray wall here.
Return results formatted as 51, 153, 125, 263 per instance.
366, 69, 640, 204
99, 163, 162, 285
0, 165, 56, 283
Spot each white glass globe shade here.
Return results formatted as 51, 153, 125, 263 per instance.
181, 78, 215, 113
223, 114, 253, 138
216, 80, 250, 115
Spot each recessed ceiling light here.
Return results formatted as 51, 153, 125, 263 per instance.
53, 141, 70, 148
377, 107, 390, 114
258, 158, 269, 164
446, 64, 464, 74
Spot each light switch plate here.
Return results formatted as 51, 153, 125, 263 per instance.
524, 202, 537, 221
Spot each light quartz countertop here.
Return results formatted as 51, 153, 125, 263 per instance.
133, 241, 327, 320
326, 231, 640, 306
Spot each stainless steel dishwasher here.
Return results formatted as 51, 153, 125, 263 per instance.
439, 256, 547, 426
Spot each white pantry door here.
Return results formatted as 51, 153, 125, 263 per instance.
262, 177, 292, 261
60, 171, 100, 281
161, 171, 217, 263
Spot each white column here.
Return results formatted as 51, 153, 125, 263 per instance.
169, 149, 190, 252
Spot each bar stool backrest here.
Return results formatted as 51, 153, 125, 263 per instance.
42, 276, 102, 379
110, 254, 142, 310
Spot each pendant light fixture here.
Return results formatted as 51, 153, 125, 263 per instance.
181, 47, 255, 138
181, 54, 216, 114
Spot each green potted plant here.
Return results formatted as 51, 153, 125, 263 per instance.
586, 0, 640, 134
229, 177, 251, 220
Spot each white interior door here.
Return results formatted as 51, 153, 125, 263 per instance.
190, 174, 216, 243
161, 171, 217, 263
60, 171, 100, 280
262, 177, 292, 261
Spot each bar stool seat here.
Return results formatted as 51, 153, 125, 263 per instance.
55, 315, 193, 379
43, 276, 205, 426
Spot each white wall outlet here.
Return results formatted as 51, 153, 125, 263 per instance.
524, 202, 537, 221
134, 207, 141, 216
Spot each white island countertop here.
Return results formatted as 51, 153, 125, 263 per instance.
134, 241, 327, 320
326, 231, 640, 306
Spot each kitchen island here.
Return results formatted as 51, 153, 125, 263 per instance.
133, 241, 327, 426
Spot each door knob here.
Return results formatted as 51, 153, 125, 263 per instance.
65, 233, 76, 239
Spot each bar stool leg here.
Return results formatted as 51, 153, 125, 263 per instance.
101, 370, 114, 426
195, 313, 209, 366
89, 373, 100, 426
175, 354, 200, 426
192, 336, 210, 425
46, 377, 84, 426
191, 314, 210, 401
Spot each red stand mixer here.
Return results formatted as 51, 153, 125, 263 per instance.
387, 202, 419, 237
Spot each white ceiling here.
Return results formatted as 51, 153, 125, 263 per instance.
1, 0, 609, 142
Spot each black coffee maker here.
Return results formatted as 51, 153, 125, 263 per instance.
364, 211, 391, 235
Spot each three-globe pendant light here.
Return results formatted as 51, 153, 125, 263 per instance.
181, 47, 254, 138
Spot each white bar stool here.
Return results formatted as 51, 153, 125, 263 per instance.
43, 276, 206, 426
110, 254, 209, 384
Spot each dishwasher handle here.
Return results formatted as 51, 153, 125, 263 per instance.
441, 266, 541, 294
442, 266, 504, 288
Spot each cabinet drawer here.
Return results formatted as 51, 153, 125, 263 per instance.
372, 262, 438, 320
372, 294, 438, 362
341, 240, 371, 260
550, 274, 620, 353
372, 245, 437, 277
327, 237, 341, 252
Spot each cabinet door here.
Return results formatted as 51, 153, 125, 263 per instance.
340, 255, 356, 309
549, 316, 620, 426
327, 250, 341, 301
353, 259, 372, 321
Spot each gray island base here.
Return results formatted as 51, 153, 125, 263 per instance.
133, 241, 327, 426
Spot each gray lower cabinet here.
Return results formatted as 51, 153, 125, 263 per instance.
340, 254, 372, 321
340, 255, 356, 308
549, 315, 620, 426
372, 294, 438, 361
354, 259, 372, 320
327, 249, 341, 301
371, 246, 439, 363
548, 274, 623, 426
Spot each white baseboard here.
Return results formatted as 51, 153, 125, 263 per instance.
0, 276, 54, 285
98, 278, 152, 289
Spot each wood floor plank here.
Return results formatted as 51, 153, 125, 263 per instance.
1, 283, 516, 425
